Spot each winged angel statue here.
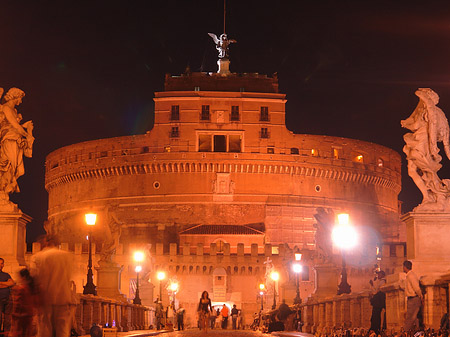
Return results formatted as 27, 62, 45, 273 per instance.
401, 88, 450, 210
0, 87, 34, 205
208, 33, 236, 59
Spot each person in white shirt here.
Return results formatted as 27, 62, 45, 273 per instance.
403, 260, 423, 332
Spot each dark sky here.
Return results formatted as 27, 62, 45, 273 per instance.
1, 1, 450, 242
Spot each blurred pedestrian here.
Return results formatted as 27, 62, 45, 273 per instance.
31, 235, 75, 337
369, 270, 386, 334
155, 299, 163, 330
176, 303, 185, 330
231, 304, 238, 329
221, 304, 229, 329
209, 305, 216, 329
197, 291, 212, 332
0, 257, 14, 334
9, 268, 38, 337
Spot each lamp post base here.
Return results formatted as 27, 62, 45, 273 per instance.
337, 281, 351, 295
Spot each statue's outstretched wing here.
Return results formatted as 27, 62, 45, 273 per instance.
208, 33, 219, 45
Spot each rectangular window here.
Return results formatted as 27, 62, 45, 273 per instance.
201, 105, 210, 121
302, 266, 310, 281
290, 148, 299, 155
333, 148, 339, 159
229, 135, 241, 153
267, 147, 274, 154
260, 128, 269, 138
170, 127, 179, 138
171, 105, 180, 120
214, 135, 226, 152
231, 106, 240, 121
260, 106, 269, 121
198, 135, 212, 152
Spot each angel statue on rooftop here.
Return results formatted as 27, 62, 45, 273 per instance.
208, 33, 236, 59
0, 87, 34, 205
401, 88, 450, 211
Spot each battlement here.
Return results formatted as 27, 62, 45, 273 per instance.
164, 72, 279, 93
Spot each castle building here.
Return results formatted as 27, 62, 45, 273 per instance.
42, 64, 404, 326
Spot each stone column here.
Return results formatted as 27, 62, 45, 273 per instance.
0, 208, 32, 272
304, 300, 314, 333
82, 297, 94, 333
340, 296, 351, 329
349, 294, 361, 328
325, 299, 333, 332
332, 298, 340, 328
360, 293, 372, 329
384, 281, 406, 332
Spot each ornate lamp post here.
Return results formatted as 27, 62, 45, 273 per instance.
270, 271, 279, 310
157, 271, 166, 303
133, 251, 144, 305
292, 250, 302, 304
259, 283, 265, 311
332, 213, 358, 295
83, 213, 97, 295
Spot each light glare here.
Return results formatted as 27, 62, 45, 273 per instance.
135, 266, 142, 273
293, 263, 302, 273
270, 271, 279, 281
85, 213, 97, 226
157, 271, 166, 281
332, 224, 358, 249
134, 251, 145, 262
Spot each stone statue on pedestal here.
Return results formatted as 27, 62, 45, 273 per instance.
100, 205, 123, 263
0, 88, 34, 207
401, 88, 450, 211
313, 207, 334, 263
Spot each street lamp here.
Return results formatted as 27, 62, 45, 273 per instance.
169, 280, 179, 303
259, 283, 265, 311
270, 271, 279, 310
83, 213, 97, 295
157, 271, 166, 303
332, 213, 358, 295
293, 250, 302, 304
133, 251, 144, 305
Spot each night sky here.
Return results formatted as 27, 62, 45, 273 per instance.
1, 1, 449, 242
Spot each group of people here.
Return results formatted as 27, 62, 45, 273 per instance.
0, 235, 75, 337
197, 291, 241, 332
155, 299, 185, 331
369, 260, 425, 335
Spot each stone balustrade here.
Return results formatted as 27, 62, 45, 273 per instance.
301, 271, 450, 334
73, 294, 152, 334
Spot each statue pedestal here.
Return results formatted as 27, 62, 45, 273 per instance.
313, 263, 339, 298
217, 58, 230, 75
0, 206, 32, 273
402, 211, 450, 275
95, 260, 126, 302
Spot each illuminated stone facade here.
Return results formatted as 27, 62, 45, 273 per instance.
43, 71, 404, 326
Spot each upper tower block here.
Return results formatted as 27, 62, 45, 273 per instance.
164, 72, 280, 93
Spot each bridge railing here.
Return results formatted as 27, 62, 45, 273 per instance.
73, 294, 153, 334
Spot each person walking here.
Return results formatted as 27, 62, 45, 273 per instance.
403, 260, 423, 333
155, 299, 164, 330
176, 303, 185, 331
166, 302, 175, 328
197, 291, 212, 332
9, 268, 38, 337
221, 304, 229, 329
231, 304, 239, 329
0, 258, 14, 334
31, 235, 75, 337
